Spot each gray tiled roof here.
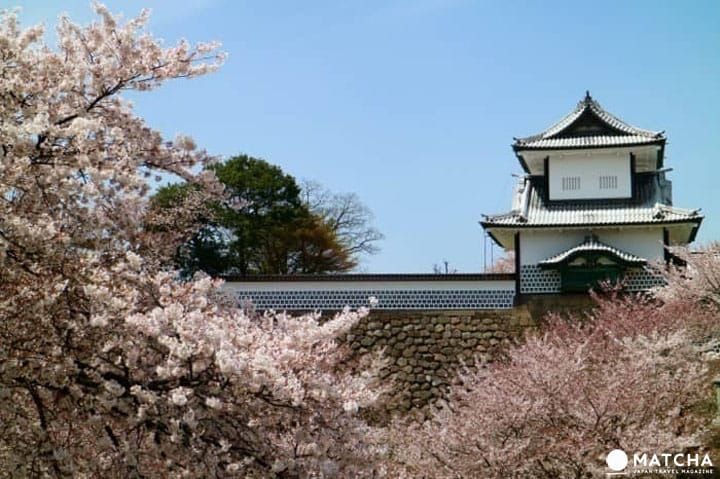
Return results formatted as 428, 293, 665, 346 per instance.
514, 92, 664, 150
516, 134, 660, 150
482, 175, 702, 228
539, 236, 647, 266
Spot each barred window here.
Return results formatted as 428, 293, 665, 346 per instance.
599, 175, 618, 189
562, 176, 581, 191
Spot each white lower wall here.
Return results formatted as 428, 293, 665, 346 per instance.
222, 279, 517, 310
601, 229, 664, 261
519, 227, 664, 265
224, 279, 515, 293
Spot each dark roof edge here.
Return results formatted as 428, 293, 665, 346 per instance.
480, 217, 703, 230
221, 273, 516, 282
484, 228, 507, 249
688, 217, 704, 243
514, 150, 532, 173
512, 138, 665, 152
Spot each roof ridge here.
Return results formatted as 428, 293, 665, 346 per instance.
586, 97, 661, 138
653, 202, 701, 217
482, 210, 522, 221
514, 92, 663, 146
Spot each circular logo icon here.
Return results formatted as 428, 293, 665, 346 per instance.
606, 449, 628, 471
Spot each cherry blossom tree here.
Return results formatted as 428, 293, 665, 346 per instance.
387, 284, 718, 478
486, 251, 515, 273
0, 4, 385, 477
656, 243, 720, 309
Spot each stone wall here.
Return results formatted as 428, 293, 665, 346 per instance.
522, 293, 597, 320
346, 307, 537, 415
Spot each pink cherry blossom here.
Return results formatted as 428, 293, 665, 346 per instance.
0, 4, 385, 477
386, 272, 718, 478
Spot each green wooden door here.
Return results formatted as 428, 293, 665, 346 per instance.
560, 266, 623, 292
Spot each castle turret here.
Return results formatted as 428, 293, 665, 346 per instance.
481, 93, 702, 293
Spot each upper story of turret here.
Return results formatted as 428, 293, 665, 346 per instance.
481, 93, 702, 253
512, 92, 666, 202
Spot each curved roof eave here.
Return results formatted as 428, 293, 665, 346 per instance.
481, 217, 703, 229
513, 138, 665, 152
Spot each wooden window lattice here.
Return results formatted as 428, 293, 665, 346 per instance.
599, 175, 618, 189
562, 176, 581, 191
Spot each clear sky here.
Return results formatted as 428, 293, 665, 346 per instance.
13, 0, 720, 272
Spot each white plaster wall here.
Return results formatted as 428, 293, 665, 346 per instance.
600, 229, 664, 261
520, 230, 587, 264
223, 279, 516, 293
520, 145, 659, 175
519, 227, 664, 265
548, 154, 631, 200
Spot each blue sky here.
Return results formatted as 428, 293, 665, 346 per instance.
14, 0, 720, 272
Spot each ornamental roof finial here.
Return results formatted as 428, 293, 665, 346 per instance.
584, 90, 592, 102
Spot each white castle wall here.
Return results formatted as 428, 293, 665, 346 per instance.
519, 228, 664, 265
223, 277, 517, 310
548, 153, 631, 200
518, 227, 665, 294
